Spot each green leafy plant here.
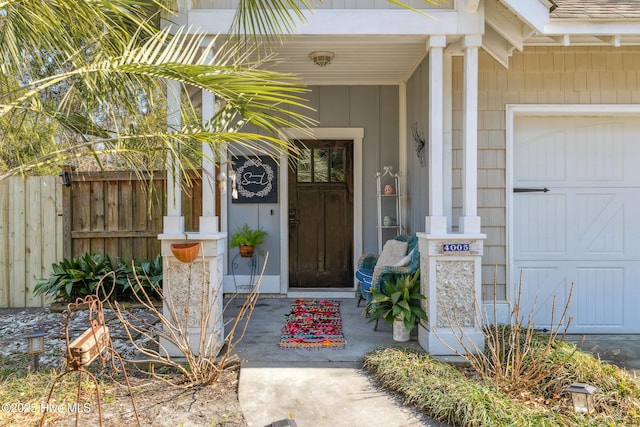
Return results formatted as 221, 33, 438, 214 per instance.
34, 253, 112, 302
34, 253, 163, 302
114, 254, 163, 300
229, 223, 268, 248
367, 270, 427, 332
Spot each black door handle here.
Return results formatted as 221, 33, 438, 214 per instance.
514, 187, 550, 193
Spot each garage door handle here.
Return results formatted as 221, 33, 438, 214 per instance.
514, 187, 550, 193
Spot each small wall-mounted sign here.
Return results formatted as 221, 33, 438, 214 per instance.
232, 156, 278, 203
442, 243, 470, 253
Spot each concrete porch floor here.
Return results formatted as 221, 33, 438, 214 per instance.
226, 296, 422, 365
224, 296, 446, 427
225, 296, 640, 427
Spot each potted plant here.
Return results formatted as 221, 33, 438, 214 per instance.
367, 270, 427, 342
230, 223, 268, 258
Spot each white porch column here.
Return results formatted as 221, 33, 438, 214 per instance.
163, 80, 184, 235
158, 81, 226, 359
443, 54, 453, 232
425, 36, 448, 235
461, 35, 482, 234
200, 88, 219, 233
418, 35, 485, 356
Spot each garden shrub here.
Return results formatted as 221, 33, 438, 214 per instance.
34, 253, 162, 302
364, 344, 640, 427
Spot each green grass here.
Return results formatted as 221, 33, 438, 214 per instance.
363, 345, 640, 427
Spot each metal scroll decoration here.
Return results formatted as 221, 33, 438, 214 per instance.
412, 123, 426, 168
232, 156, 278, 203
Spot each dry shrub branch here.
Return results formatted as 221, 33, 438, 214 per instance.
107, 252, 266, 387
437, 267, 580, 396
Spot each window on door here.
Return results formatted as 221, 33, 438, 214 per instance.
297, 147, 346, 183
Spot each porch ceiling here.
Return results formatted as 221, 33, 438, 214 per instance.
233, 27, 640, 87
189, 1, 640, 90
234, 34, 436, 86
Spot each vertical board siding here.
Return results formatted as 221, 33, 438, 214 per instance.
0, 176, 63, 308
405, 59, 430, 235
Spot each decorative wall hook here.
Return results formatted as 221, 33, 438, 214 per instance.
412, 123, 426, 168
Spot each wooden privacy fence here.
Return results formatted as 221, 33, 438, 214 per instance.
1, 170, 216, 308
64, 170, 209, 262
0, 176, 63, 307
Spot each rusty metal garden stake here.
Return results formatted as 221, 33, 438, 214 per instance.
40, 281, 140, 427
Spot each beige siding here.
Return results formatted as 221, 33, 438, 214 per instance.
190, 0, 452, 9
453, 46, 640, 300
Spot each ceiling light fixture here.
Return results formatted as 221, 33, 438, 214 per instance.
309, 51, 334, 67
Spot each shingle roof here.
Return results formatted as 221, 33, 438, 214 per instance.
550, 0, 640, 20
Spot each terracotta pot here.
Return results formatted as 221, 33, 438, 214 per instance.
170, 242, 201, 263
239, 245, 255, 258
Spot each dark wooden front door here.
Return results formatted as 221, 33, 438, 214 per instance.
289, 140, 354, 288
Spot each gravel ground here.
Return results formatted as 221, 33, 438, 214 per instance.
0, 306, 158, 368
0, 306, 247, 427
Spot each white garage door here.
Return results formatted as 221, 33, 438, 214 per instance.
513, 116, 640, 333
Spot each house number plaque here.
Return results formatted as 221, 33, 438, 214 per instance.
442, 243, 470, 253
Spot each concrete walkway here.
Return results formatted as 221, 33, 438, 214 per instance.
227, 296, 640, 427
227, 297, 450, 427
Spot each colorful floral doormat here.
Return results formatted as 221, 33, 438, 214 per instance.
280, 299, 346, 349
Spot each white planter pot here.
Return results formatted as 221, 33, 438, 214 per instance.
393, 318, 411, 342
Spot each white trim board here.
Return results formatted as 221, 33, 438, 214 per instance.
223, 275, 280, 294
287, 289, 357, 299
505, 104, 640, 303
278, 127, 364, 294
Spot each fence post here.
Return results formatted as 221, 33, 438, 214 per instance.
61, 165, 74, 260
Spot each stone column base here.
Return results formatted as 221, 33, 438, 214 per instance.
418, 232, 486, 356
158, 233, 226, 359
418, 323, 485, 356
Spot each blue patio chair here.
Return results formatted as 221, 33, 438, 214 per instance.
355, 234, 420, 311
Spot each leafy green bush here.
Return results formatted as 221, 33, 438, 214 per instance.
114, 255, 163, 301
366, 270, 427, 332
34, 253, 162, 302
34, 253, 112, 302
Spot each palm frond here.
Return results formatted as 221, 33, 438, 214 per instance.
1, 26, 315, 139
0, 128, 297, 179
231, 0, 314, 48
